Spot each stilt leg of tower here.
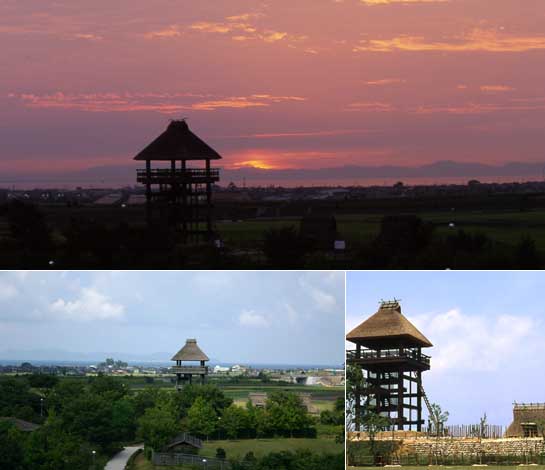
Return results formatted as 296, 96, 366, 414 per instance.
397, 368, 403, 430
355, 386, 361, 431
206, 159, 212, 237
145, 160, 152, 226
417, 371, 422, 432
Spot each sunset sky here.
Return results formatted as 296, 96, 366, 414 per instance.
2, 0, 545, 182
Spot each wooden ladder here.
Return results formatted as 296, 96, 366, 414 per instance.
419, 383, 438, 431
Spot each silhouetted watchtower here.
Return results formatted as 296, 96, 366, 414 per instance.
171, 338, 209, 389
134, 120, 221, 242
346, 300, 432, 431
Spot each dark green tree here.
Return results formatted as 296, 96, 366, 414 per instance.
187, 396, 217, 439
263, 226, 308, 268
0, 421, 26, 470
265, 391, 313, 438
221, 404, 248, 439
137, 401, 179, 451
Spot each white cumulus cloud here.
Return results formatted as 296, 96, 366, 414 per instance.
0, 282, 18, 301
239, 310, 270, 328
49, 287, 125, 321
410, 309, 535, 372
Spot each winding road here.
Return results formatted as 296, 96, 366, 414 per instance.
104, 445, 143, 470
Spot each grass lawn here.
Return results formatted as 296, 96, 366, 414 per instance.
130, 438, 343, 469
201, 437, 343, 459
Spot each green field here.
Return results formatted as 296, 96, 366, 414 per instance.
217, 208, 545, 252
37, 203, 545, 251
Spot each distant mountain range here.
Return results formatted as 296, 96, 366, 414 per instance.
0, 349, 338, 369
0, 348, 180, 363
1, 160, 545, 185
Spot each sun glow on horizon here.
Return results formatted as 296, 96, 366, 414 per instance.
231, 159, 283, 170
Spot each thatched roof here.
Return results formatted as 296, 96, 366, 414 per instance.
171, 339, 209, 362
164, 433, 203, 450
506, 403, 545, 437
346, 301, 432, 348
134, 120, 222, 161
0, 417, 41, 432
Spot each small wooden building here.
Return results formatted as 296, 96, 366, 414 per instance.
171, 339, 209, 389
506, 403, 545, 437
249, 392, 268, 408
248, 392, 314, 412
134, 120, 222, 242
0, 417, 41, 432
162, 433, 203, 455
346, 300, 433, 431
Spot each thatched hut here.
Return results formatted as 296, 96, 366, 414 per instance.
171, 338, 209, 388
506, 403, 545, 437
134, 120, 222, 241
346, 300, 433, 431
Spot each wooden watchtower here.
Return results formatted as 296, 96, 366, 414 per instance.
134, 120, 222, 242
346, 300, 432, 431
171, 338, 209, 389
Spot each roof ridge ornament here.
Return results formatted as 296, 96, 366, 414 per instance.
380, 299, 401, 309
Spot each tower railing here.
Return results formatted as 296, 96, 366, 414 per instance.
137, 168, 220, 180
347, 348, 430, 366
171, 365, 208, 374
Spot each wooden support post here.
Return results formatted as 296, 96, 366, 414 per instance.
145, 160, 152, 226
355, 384, 361, 431
397, 367, 404, 430
206, 159, 212, 237
417, 370, 422, 432
181, 160, 187, 239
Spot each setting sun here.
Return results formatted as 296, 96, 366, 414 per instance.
232, 159, 280, 170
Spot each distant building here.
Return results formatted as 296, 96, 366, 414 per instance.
171, 338, 209, 389
230, 364, 248, 375
506, 403, 545, 437
248, 392, 317, 413
213, 365, 230, 374
249, 392, 268, 408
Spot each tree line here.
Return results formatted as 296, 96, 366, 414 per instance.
0, 375, 341, 470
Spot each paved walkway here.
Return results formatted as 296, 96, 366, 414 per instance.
104, 445, 144, 470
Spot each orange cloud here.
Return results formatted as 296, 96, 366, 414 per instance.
73, 33, 103, 41
360, 0, 449, 4
364, 78, 406, 85
346, 102, 396, 112
189, 21, 255, 34
480, 85, 515, 92
144, 26, 182, 39
237, 129, 372, 138
413, 101, 545, 115
353, 28, 545, 52
225, 13, 265, 21
9, 92, 305, 114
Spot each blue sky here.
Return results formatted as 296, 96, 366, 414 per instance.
346, 271, 545, 427
0, 271, 345, 366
